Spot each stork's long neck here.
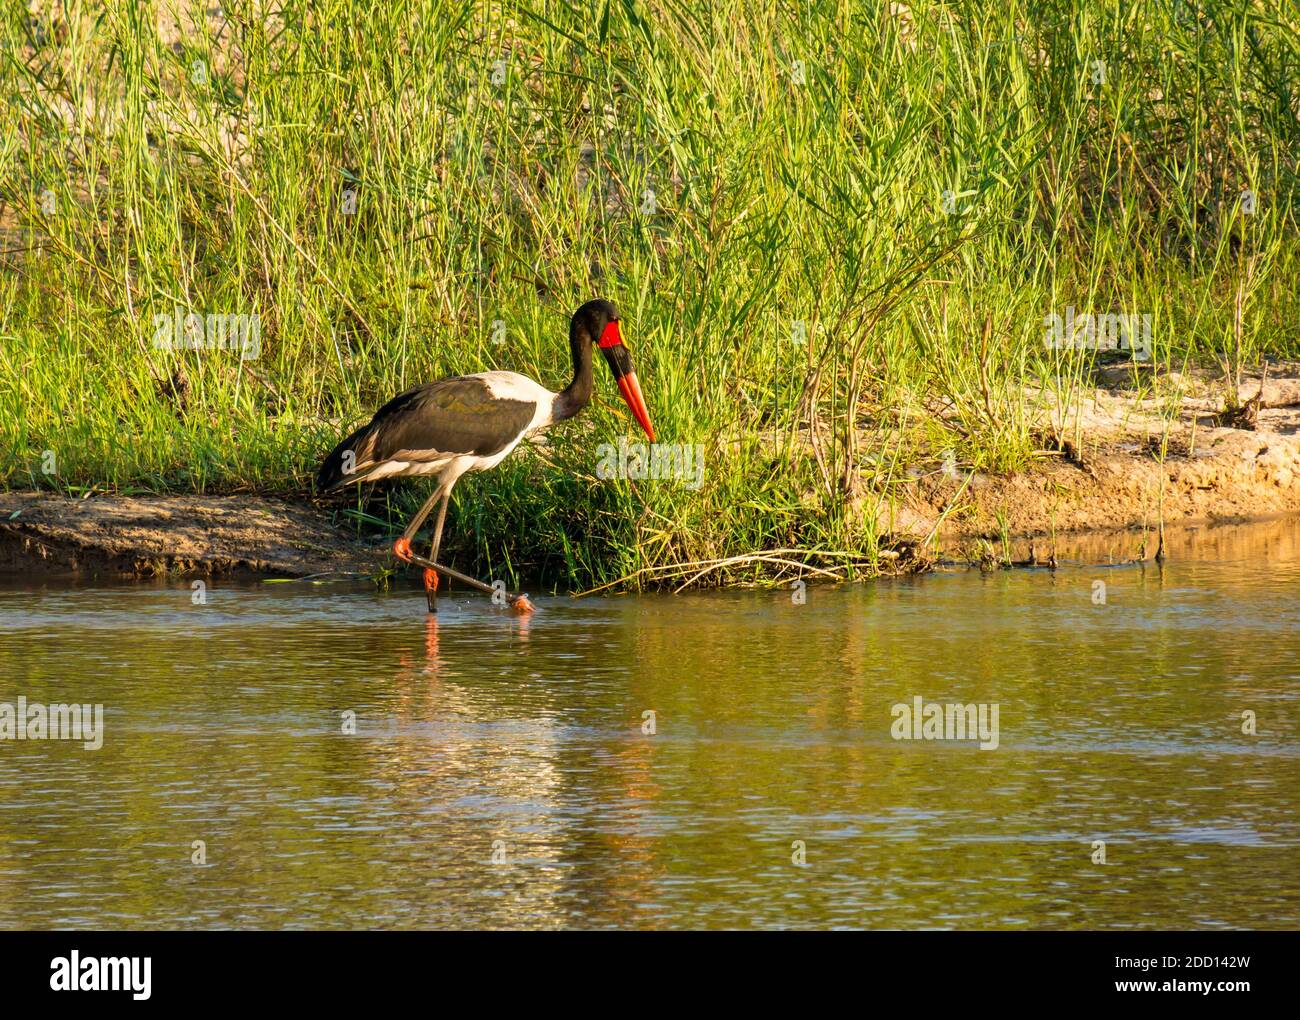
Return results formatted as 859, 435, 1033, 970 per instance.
552, 322, 593, 422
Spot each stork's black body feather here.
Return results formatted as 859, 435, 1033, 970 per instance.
317, 376, 537, 491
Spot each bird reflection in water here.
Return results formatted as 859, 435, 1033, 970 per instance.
513, 609, 531, 645
395, 616, 442, 683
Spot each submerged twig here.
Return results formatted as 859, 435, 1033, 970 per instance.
573, 548, 898, 597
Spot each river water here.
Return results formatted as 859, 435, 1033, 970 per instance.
1, 519, 1297, 929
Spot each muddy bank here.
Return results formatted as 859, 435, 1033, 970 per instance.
0, 492, 379, 577
887, 363, 1300, 555
900, 423, 1300, 549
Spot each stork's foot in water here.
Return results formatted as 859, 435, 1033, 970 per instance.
393, 537, 414, 562
423, 568, 439, 614
401, 549, 534, 613
511, 595, 535, 614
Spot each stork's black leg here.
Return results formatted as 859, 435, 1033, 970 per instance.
424, 492, 450, 614
392, 483, 445, 564
402, 484, 446, 543
394, 482, 532, 613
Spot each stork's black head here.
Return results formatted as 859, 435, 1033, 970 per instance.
570, 298, 654, 441
569, 299, 620, 341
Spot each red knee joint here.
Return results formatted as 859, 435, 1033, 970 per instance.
423, 568, 439, 593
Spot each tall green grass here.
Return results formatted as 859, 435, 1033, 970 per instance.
2, 1, 1297, 587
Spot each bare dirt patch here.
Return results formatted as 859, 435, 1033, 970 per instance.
885, 363, 1300, 556
0, 492, 380, 577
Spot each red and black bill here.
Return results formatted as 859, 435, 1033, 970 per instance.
598, 320, 655, 442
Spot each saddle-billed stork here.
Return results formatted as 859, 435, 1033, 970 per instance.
317, 299, 654, 613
